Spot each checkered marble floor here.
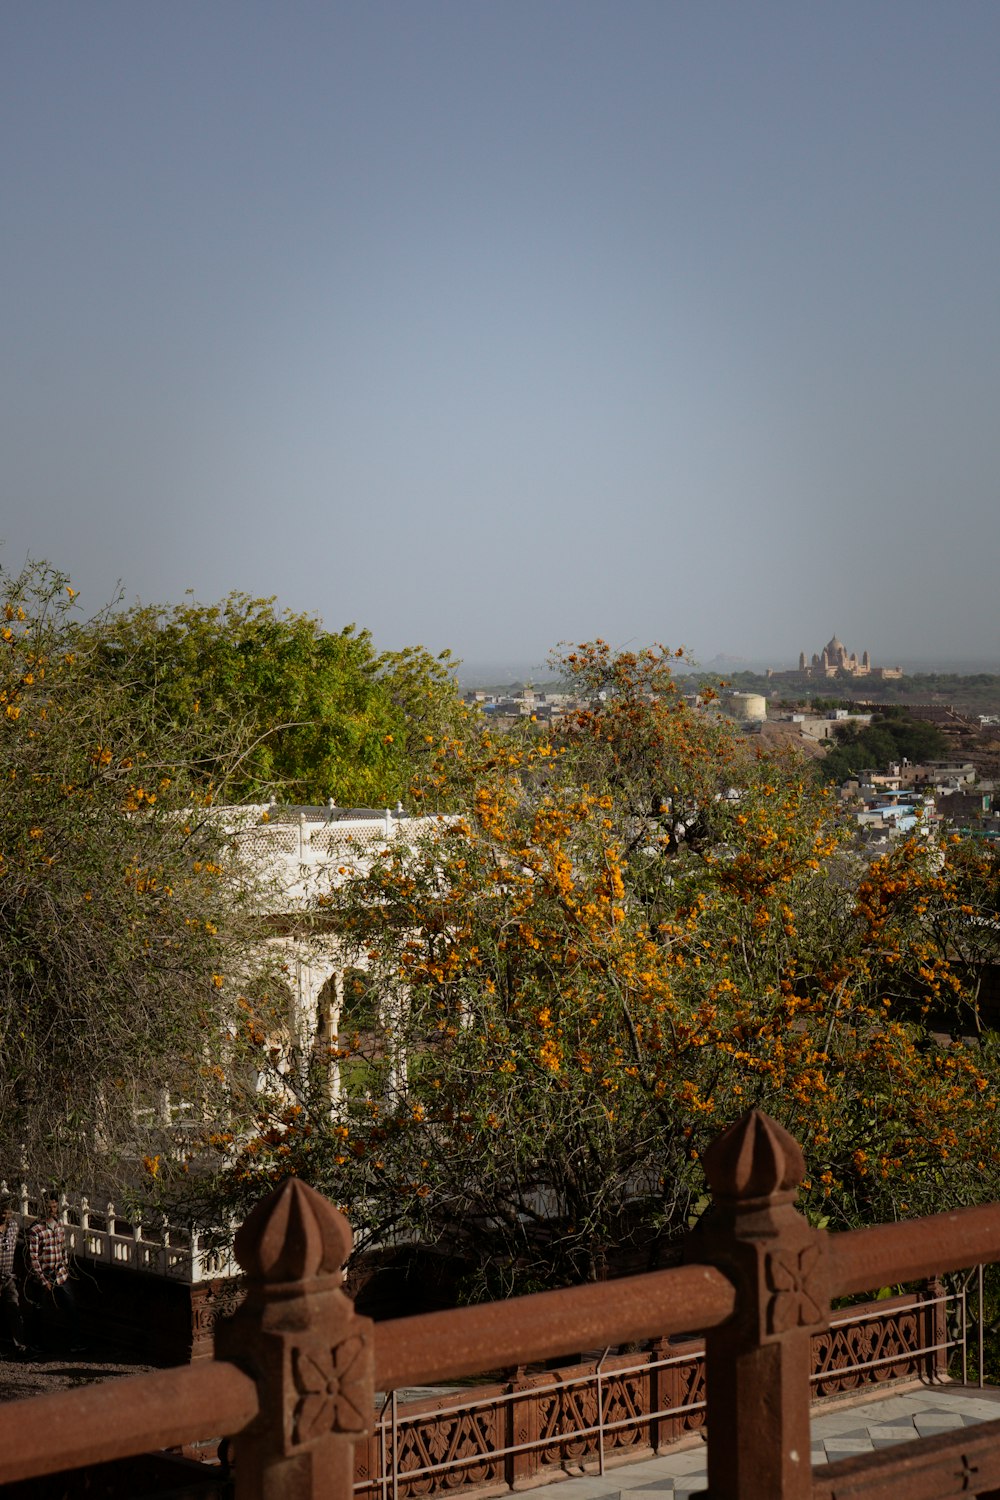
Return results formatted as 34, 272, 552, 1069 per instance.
543, 1387, 1000, 1500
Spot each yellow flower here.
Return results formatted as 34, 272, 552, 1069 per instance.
539, 1038, 561, 1074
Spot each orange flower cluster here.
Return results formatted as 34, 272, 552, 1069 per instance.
221, 642, 1000, 1290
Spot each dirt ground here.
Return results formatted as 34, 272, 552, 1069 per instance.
0, 1347, 166, 1405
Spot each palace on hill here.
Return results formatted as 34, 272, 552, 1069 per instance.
767, 635, 903, 683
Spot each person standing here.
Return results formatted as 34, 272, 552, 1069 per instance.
28, 1196, 76, 1349
0, 1198, 28, 1357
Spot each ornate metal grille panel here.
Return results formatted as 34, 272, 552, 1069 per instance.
392, 1401, 504, 1494
353, 1285, 952, 1500
810, 1287, 945, 1398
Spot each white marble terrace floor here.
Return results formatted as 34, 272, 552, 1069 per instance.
534, 1385, 1000, 1500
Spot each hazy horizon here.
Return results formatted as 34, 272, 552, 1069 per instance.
457, 652, 1000, 691
3, 3, 999, 667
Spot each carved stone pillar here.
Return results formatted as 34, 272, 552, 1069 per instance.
647, 1336, 672, 1452
507, 1370, 540, 1489
216, 1178, 374, 1500
925, 1275, 948, 1383
686, 1110, 829, 1500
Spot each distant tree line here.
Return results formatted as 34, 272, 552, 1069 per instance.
714, 670, 1000, 716
819, 709, 949, 784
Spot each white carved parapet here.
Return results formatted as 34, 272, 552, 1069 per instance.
1, 1182, 236, 1284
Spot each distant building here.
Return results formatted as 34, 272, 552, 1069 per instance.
795, 711, 872, 742
725, 691, 767, 723
768, 636, 902, 683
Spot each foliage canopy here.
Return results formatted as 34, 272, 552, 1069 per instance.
820, 711, 949, 784
73, 594, 469, 806
0, 563, 280, 1187
208, 643, 1000, 1298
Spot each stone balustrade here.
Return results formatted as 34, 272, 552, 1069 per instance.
1, 1181, 234, 1283
5, 1109, 998, 1499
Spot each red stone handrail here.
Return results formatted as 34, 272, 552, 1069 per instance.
371, 1261, 737, 1389
354, 1288, 950, 1500
828, 1201, 1000, 1296
0, 1362, 259, 1485
0, 1110, 999, 1500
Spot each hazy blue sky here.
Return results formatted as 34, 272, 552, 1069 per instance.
2, 2, 998, 671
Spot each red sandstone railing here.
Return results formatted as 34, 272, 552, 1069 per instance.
355, 1284, 953, 1500
1, 1109, 1000, 1499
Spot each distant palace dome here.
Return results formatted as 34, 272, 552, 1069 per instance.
766, 636, 903, 683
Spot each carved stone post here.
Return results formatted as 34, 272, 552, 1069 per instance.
647, 1336, 671, 1452
507, 1369, 540, 1489
925, 1275, 948, 1383
216, 1178, 374, 1500
686, 1110, 828, 1500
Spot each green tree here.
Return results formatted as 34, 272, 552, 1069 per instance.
74, 594, 470, 807
821, 711, 949, 783
0, 562, 279, 1188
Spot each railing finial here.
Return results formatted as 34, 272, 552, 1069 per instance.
234, 1176, 351, 1285
689, 1110, 826, 1500
701, 1108, 805, 1206
217, 1180, 373, 1500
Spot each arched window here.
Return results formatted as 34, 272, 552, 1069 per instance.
336, 968, 384, 1100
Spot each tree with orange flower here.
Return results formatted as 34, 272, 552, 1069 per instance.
201, 643, 1000, 1297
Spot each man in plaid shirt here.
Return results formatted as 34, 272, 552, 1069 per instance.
0, 1198, 27, 1355
28, 1198, 70, 1291
28, 1197, 77, 1349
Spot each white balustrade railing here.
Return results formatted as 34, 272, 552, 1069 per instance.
225, 805, 459, 910
1, 1182, 235, 1284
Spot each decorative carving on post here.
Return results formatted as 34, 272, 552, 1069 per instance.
766, 1243, 825, 1334
686, 1109, 829, 1500
216, 1178, 374, 1500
